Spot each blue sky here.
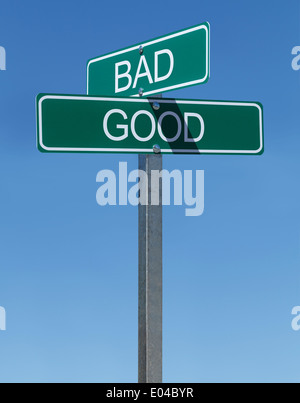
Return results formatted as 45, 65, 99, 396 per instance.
0, 0, 300, 383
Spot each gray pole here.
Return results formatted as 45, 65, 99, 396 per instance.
138, 142, 163, 382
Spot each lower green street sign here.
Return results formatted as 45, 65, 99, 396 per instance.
36, 94, 264, 155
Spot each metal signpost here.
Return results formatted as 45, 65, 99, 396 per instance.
36, 22, 264, 384
138, 152, 163, 383
87, 23, 210, 98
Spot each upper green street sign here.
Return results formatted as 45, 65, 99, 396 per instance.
36, 94, 263, 155
87, 23, 210, 98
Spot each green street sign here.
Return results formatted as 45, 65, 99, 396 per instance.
87, 23, 210, 98
36, 94, 264, 155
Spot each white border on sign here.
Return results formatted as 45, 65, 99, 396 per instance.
86, 24, 210, 97
37, 95, 263, 154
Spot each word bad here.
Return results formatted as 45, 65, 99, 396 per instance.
103, 108, 204, 144
0, 46, 6, 70
292, 46, 300, 71
115, 49, 174, 93
96, 162, 204, 217
291, 306, 300, 331
0, 306, 6, 331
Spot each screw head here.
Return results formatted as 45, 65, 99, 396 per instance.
153, 144, 161, 154
138, 88, 144, 97
139, 45, 144, 55
152, 102, 160, 111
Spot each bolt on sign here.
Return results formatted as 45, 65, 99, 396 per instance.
36, 94, 263, 155
87, 23, 210, 98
